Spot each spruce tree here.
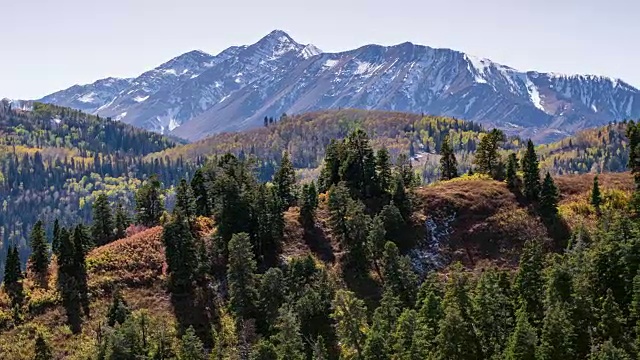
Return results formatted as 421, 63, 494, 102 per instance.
163, 211, 197, 294
319, 139, 344, 193
382, 241, 418, 307
299, 181, 318, 232
57, 228, 83, 333
29, 220, 49, 277
439, 134, 458, 180
367, 215, 386, 280
135, 175, 165, 227
343, 199, 370, 272
34, 332, 53, 360
92, 193, 114, 246
328, 182, 351, 247
414, 279, 443, 357
257, 267, 286, 334
392, 309, 419, 360
51, 219, 61, 256
114, 202, 130, 240
591, 175, 602, 215
521, 140, 540, 201
174, 178, 197, 221
472, 268, 514, 359
537, 303, 576, 360
3, 245, 23, 306
107, 288, 131, 326
436, 305, 479, 360
392, 174, 412, 223
504, 307, 537, 360
227, 233, 257, 320
191, 168, 211, 217
273, 306, 305, 360
273, 151, 296, 209
331, 290, 368, 359
363, 290, 401, 360
513, 239, 545, 328
72, 225, 90, 317
251, 339, 278, 360
589, 340, 631, 360
177, 326, 206, 360
340, 129, 378, 198
376, 147, 393, 193
597, 289, 624, 346
506, 153, 520, 190
312, 335, 329, 360
539, 172, 559, 219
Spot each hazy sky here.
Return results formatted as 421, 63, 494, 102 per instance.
3, 0, 639, 99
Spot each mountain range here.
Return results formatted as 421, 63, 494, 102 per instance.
37, 30, 640, 142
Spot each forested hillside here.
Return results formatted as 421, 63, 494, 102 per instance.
1, 121, 640, 359
149, 109, 631, 182
0, 100, 194, 270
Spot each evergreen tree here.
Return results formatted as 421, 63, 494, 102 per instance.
51, 219, 61, 256
537, 303, 576, 360
392, 174, 412, 223
472, 268, 514, 359
273, 306, 305, 360
57, 228, 84, 333
191, 168, 211, 217
504, 307, 537, 360
435, 305, 479, 360
312, 336, 329, 360
251, 339, 278, 360
591, 175, 603, 215
257, 267, 286, 335
597, 289, 625, 346
72, 224, 90, 317
114, 202, 130, 240
331, 290, 368, 359
163, 211, 197, 294
539, 172, 559, 219
439, 134, 458, 180
382, 241, 418, 307
92, 193, 114, 246
227, 233, 257, 320
392, 309, 419, 360
589, 340, 631, 360
376, 147, 393, 193
414, 280, 443, 357
29, 220, 49, 277
363, 290, 401, 360
273, 152, 296, 209
299, 181, 318, 232
344, 199, 370, 271
521, 140, 540, 201
513, 239, 545, 328
506, 153, 520, 190
340, 129, 378, 198
3, 245, 23, 305
367, 215, 387, 280
135, 175, 165, 227
34, 332, 53, 360
107, 288, 131, 327
319, 139, 344, 193
174, 178, 197, 221
177, 326, 206, 360
328, 182, 351, 249
474, 129, 505, 179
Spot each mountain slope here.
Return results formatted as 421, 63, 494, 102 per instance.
38, 31, 640, 143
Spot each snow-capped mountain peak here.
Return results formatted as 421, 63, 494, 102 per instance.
38, 30, 640, 143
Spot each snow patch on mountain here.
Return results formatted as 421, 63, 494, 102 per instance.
134, 95, 149, 103
78, 92, 97, 103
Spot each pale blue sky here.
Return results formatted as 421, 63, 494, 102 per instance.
2, 0, 639, 99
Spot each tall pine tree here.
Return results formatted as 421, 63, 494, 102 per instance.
439, 134, 459, 180
521, 140, 540, 201
29, 220, 49, 277
92, 193, 114, 246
